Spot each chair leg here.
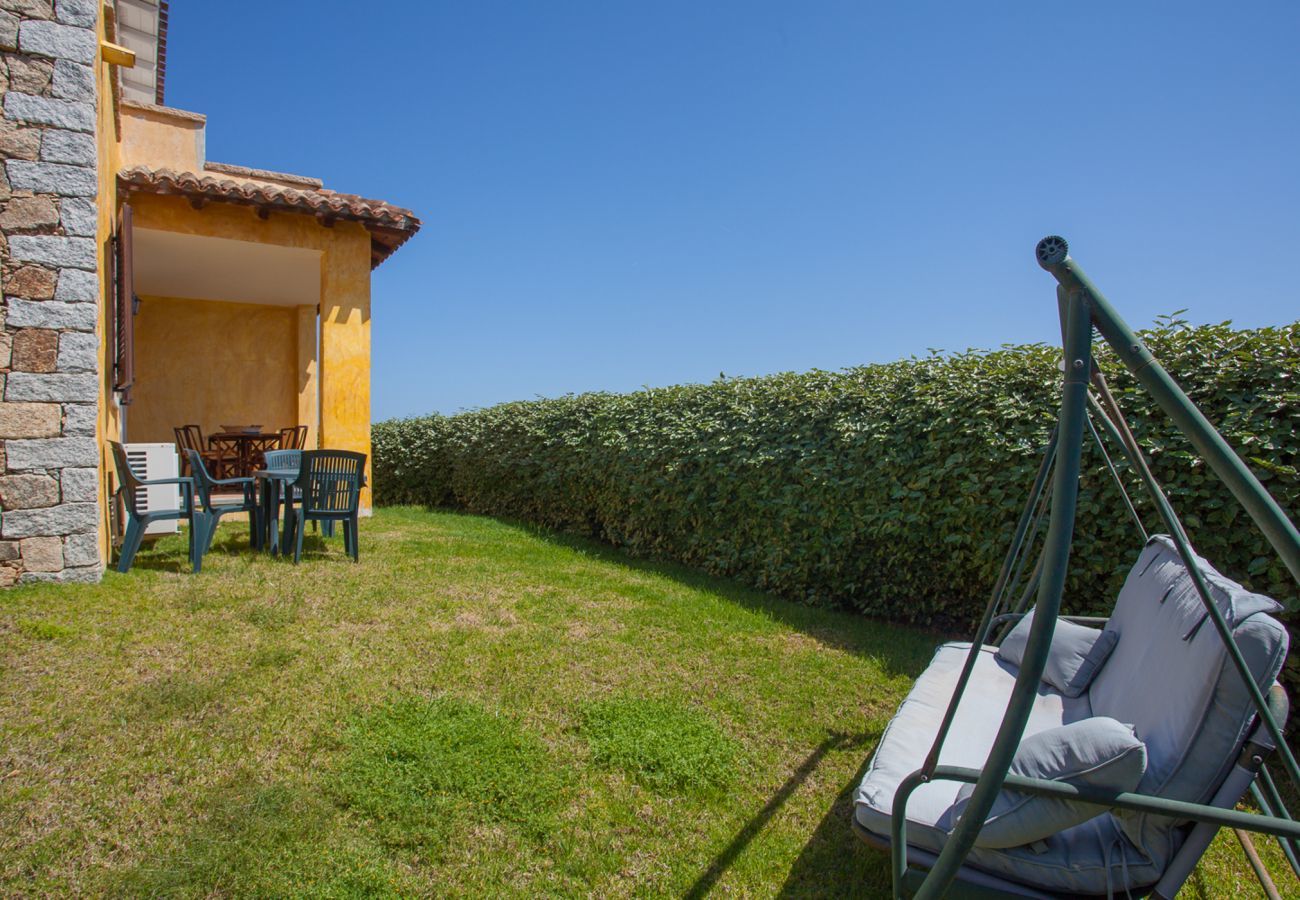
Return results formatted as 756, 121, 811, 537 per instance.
204, 511, 221, 555
349, 514, 359, 562
191, 513, 211, 573
293, 510, 306, 563
117, 517, 145, 573
249, 502, 262, 551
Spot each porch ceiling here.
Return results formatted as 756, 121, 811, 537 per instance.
133, 227, 321, 307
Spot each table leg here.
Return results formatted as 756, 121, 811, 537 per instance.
269, 479, 282, 556
281, 484, 294, 555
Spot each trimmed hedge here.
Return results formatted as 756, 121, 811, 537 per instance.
374, 320, 1299, 681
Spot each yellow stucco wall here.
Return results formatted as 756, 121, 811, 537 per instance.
119, 103, 205, 172
126, 195, 374, 510
129, 297, 300, 447
94, 13, 123, 565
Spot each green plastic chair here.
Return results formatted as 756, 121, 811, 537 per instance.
109, 441, 196, 573
183, 449, 259, 569
261, 449, 302, 551
288, 450, 365, 563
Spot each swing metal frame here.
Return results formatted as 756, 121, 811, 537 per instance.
875, 237, 1300, 899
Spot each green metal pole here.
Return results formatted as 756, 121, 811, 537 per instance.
909, 289, 1093, 900
1086, 411, 1148, 542
1036, 236, 1300, 585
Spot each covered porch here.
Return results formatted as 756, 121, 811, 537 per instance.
114, 164, 420, 511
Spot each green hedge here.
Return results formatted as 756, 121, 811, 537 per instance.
374, 320, 1299, 680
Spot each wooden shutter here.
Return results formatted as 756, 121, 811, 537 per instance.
113, 203, 136, 404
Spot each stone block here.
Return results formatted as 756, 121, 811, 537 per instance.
58, 194, 93, 235
0, 401, 59, 438
0, 11, 16, 51
55, 330, 94, 373
59, 464, 95, 500
0, 1, 54, 19
0, 162, 10, 202
39, 127, 93, 166
2, 500, 96, 537
6, 297, 95, 330
61, 529, 96, 565
52, 265, 93, 300
6, 158, 94, 196
0, 333, 10, 368
0, 117, 40, 160
19, 534, 62, 570
60, 402, 93, 435
10, 328, 58, 372
2, 91, 93, 133
17, 18, 93, 63
5, 54, 52, 93
54, 0, 92, 27
21, 563, 99, 583
0, 540, 18, 561
6, 233, 94, 269
5, 264, 56, 299
0, 472, 58, 508
0, 194, 59, 231
49, 56, 91, 100
5, 435, 94, 469
5, 371, 96, 402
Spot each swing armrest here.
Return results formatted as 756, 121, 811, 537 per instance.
891, 762, 1300, 857
989, 612, 1110, 631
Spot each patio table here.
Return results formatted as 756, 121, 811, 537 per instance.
253, 467, 299, 555
253, 461, 367, 557
210, 432, 281, 479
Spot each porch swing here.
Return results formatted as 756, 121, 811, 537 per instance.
851, 237, 1300, 899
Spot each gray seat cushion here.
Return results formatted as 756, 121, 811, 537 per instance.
854, 642, 1161, 894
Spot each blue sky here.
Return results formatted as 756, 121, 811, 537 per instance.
166, 2, 1300, 420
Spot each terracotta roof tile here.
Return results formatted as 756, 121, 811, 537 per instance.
117, 165, 422, 268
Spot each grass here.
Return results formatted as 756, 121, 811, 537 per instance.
0, 507, 1291, 897
579, 696, 738, 794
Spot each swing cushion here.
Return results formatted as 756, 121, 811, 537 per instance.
1087, 535, 1288, 870
948, 717, 1147, 849
854, 535, 1288, 895
997, 611, 1119, 697
853, 641, 1161, 894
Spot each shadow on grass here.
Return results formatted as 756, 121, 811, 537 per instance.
685, 730, 880, 899
117, 529, 342, 572
511, 521, 940, 679
778, 740, 887, 897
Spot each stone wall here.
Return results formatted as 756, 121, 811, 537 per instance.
0, 0, 101, 584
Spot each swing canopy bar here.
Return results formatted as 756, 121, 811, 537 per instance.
851, 237, 1300, 899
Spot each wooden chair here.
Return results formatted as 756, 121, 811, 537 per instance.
174, 424, 231, 478
278, 425, 309, 450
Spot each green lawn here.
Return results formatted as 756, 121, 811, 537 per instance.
0, 508, 1289, 897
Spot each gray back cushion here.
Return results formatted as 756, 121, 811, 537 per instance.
1088, 535, 1288, 862
997, 610, 1119, 697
